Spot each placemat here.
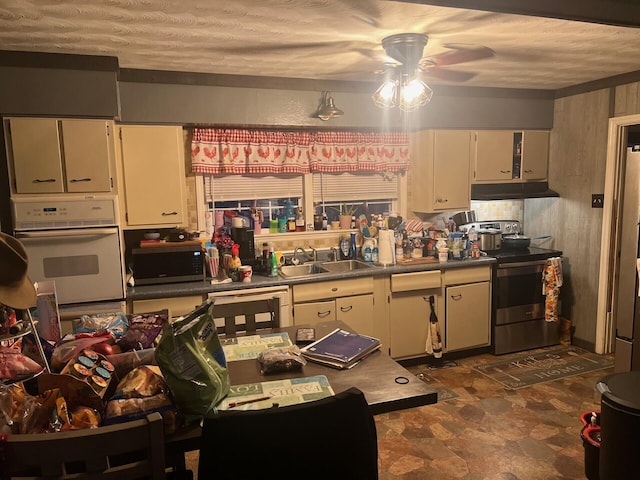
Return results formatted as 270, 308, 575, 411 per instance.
221, 332, 292, 362
217, 375, 334, 411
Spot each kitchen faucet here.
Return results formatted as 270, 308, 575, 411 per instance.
293, 246, 317, 263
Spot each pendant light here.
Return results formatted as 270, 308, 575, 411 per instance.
314, 91, 344, 121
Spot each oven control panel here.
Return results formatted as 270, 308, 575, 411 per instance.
11, 195, 119, 230
459, 220, 521, 234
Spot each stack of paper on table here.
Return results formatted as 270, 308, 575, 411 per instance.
300, 328, 381, 369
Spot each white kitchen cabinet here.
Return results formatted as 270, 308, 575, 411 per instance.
473, 130, 549, 183
292, 277, 375, 336
389, 270, 443, 359
474, 130, 514, 182
6, 117, 115, 194
443, 266, 491, 352
117, 125, 187, 227
521, 130, 549, 181
410, 130, 472, 213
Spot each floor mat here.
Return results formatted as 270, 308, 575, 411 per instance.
473, 345, 613, 389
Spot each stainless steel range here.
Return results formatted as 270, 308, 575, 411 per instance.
460, 220, 563, 355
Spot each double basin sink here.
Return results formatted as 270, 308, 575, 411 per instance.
279, 260, 374, 279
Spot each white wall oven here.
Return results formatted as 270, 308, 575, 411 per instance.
12, 195, 125, 305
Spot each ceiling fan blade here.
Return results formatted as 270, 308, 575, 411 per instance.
215, 41, 356, 55
336, 0, 382, 27
423, 68, 477, 83
425, 44, 495, 66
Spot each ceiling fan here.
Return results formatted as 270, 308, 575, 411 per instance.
379, 33, 495, 83
373, 33, 494, 111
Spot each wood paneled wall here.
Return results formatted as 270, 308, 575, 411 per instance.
525, 83, 640, 350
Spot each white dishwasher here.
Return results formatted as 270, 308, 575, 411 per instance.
207, 285, 291, 327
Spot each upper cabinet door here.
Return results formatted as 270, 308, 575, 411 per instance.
61, 120, 114, 193
433, 130, 472, 210
521, 131, 549, 181
10, 118, 65, 193
411, 130, 472, 213
474, 130, 514, 182
119, 125, 186, 227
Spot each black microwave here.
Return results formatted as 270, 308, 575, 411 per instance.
132, 245, 204, 285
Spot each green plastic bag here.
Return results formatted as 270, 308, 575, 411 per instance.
155, 301, 230, 421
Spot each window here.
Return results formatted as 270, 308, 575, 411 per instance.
204, 171, 401, 232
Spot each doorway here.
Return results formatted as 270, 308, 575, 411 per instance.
597, 115, 640, 355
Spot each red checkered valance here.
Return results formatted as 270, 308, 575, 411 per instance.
191, 128, 409, 174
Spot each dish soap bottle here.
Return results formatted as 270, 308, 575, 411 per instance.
339, 235, 350, 260
349, 232, 357, 260
269, 251, 279, 277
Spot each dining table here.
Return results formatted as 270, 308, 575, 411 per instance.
164, 320, 437, 468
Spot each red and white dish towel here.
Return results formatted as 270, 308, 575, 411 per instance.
543, 257, 563, 322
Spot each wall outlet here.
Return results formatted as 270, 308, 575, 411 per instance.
592, 194, 604, 208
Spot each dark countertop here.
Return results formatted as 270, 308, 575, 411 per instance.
127, 256, 496, 300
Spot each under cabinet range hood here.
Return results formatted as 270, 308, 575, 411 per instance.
471, 182, 560, 200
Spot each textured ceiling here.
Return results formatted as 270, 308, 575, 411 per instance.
1, 0, 639, 90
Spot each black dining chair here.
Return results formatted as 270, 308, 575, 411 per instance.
210, 296, 281, 335
6, 411, 166, 479
197, 387, 379, 479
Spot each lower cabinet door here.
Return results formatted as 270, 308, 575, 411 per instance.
336, 294, 374, 337
294, 300, 336, 325
446, 282, 491, 351
389, 291, 439, 359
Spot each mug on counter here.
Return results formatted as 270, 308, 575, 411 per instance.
239, 265, 252, 282
275, 252, 285, 266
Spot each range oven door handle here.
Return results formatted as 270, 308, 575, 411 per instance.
496, 259, 549, 277
498, 259, 549, 269
15, 228, 118, 238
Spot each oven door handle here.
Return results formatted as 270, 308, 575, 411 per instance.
15, 228, 118, 238
496, 259, 549, 277
498, 259, 549, 269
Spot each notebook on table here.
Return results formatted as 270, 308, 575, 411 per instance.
300, 328, 381, 370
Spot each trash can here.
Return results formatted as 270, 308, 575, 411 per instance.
580, 411, 601, 480
596, 372, 640, 480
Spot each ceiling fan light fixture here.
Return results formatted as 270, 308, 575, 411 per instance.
398, 77, 433, 111
372, 79, 397, 108
315, 91, 344, 121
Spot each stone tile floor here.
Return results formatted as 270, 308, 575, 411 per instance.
377, 349, 613, 480
185, 347, 613, 479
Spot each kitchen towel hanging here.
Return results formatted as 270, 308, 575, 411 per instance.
424, 295, 443, 358
542, 257, 563, 322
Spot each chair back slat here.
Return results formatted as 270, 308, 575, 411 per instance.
213, 297, 280, 335
7, 412, 165, 480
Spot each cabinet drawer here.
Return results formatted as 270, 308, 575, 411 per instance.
443, 266, 491, 286
391, 270, 441, 293
131, 295, 204, 319
294, 301, 336, 325
293, 277, 374, 302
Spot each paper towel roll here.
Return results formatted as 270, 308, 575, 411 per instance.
378, 230, 395, 266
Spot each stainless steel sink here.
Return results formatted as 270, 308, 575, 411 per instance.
279, 263, 329, 278
319, 260, 374, 273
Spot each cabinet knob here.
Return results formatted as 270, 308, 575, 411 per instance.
161, 211, 179, 216
340, 305, 353, 312
451, 294, 463, 301
70, 178, 92, 183
317, 310, 332, 318
33, 178, 56, 183
524, 169, 534, 173
499, 170, 511, 174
